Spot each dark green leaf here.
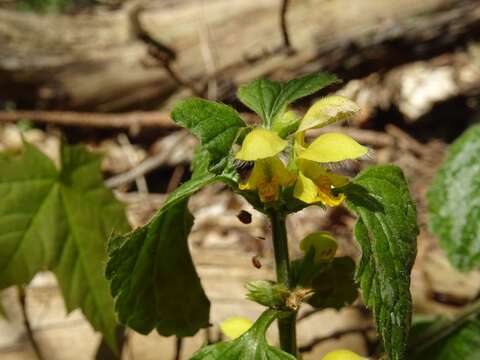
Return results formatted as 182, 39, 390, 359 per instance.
191, 309, 296, 360
290, 247, 329, 287
171, 98, 245, 167
346, 165, 418, 360
106, 173, 227, 336
0, 142, 130, 350
427, 124, 480, 271
409, 310, 480, 360
308, 257, 358, 310
237, 72, 339, 126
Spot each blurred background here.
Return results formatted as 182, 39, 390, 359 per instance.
1, 0, 480, 359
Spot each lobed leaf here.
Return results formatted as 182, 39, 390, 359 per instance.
346, 165, 418, 360
237, 72, 339, 127
427, 124, 480, 271
191, 309, 296, 360
0, 142, 60, 287
0, 142, 130, 350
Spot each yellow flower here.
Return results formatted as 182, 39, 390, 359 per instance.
239, 157, 295, 203
236, 128, 295, 203
235, 128, 288, 161
322, 349, 368, 360
219, 317, 253, 340
235, 96, 366, 206
293, 96, 368, 206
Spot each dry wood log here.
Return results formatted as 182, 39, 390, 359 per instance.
1, 0, 479, 111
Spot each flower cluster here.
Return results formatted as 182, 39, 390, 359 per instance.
235, 95, 368, 207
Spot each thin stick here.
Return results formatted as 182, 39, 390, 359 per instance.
0, 110, 176, 129
17, 286, 45, 360
117, 134, 149, 194
299, 325, 374, 353
166, 165, 186, 193
174, 337, 183, 360
105, 131, 189, 189
280, 0, 293, 52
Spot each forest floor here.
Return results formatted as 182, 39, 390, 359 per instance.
0, 103, 479, 359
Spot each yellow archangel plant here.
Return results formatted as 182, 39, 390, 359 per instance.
235, 95, 369, 206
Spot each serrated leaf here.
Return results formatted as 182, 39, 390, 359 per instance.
308, 257, 358, 310
0, 142, 130, 350
237, 72, 339, 127
106, 173, 228, 337
427, 124, 480, 271
409, 314, 480, 360
171, 98, 245, 168
345, 165, 418, 360
191, 310, 296, 360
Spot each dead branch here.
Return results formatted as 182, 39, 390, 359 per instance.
0, 110, 177, 129
298, 325, 374, 353
104, 131, 190, 189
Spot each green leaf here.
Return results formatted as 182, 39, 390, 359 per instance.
427, 124, 480, 271
106, 173, 227, 336
191, 309, 296, 360
0, 142, 130, 350
345, 165, 418, 360
0, 142, 60, 286
308, 257, 358, 310
171, 98, 245, 168
408, 309, 480, 360
237, 72, 339, 127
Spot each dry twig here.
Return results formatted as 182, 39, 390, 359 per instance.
299, 325, 374, 353
17, 286, 45, 360
105, 131, 190, 189
0, 110, 176, 130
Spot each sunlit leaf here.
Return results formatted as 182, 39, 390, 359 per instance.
428, 124, 480, 271
0, 142, 129, 350
346, 165, 418, 360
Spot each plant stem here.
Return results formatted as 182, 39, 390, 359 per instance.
17, 286, 45, 360
269, 212, 297, 357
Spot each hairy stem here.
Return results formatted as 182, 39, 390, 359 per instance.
17, 286, 45, 360
269, 212, 297, 357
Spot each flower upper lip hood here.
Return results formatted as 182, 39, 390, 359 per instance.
235, 128, 288, 161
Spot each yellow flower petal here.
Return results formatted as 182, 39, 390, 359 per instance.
298, 95, 360, 132
322, 349, 368, 360
299, 133, 368, 163
219, 317, 253, 340
293, 162, 346, 206
239, 157, 295, 203
235, 128, 288, 161
293, 171, 320, 204
298, 159, 349, 188
300, 231, 338, 262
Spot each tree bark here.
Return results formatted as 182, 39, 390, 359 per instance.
0, 0, 479, 111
